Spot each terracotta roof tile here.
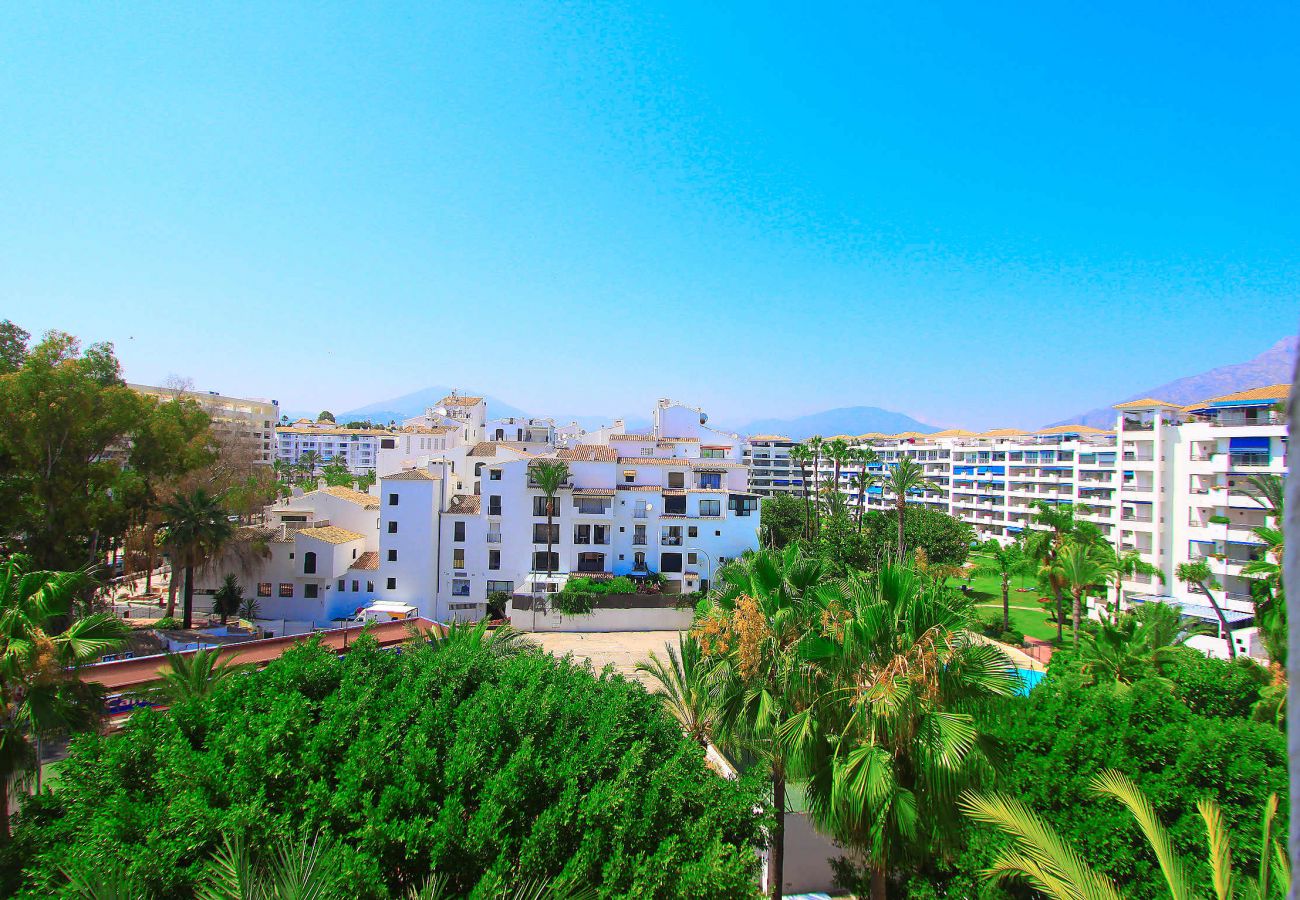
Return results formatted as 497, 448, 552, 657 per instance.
617, 485, 662, 491
1035, 424, 1112, 435
438, 395, 484, 407
446, 494, 481, 514
746, 434, 792, 442
297, 526, 366, 545
608, 434, 655, 441
572, 487, 616, 496
350, 551, 380, 571
1114, 397, 1181, 410
616, 457, 692, 466
558, 445, 618, 462
383, 469, 440, 481
1188, 383, 1290, 407
314, 486, 381, 508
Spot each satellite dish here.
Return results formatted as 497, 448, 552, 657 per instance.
700, 413, 708, 425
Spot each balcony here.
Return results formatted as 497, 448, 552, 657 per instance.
1121, 513, 1153, 524
661, 535, 683, 546
1122, 419, 1155, 432
486, 532, 502, 543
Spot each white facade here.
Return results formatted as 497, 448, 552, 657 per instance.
204, 399, 761, 631
130, 383, 279, 465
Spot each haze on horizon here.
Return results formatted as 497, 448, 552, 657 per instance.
3, 3, 1296, 429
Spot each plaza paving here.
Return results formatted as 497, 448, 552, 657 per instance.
529, 630, 685, 686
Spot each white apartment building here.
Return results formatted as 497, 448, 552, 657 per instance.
203, 399, 761, 630
130, 383, 279, 465
743, 384, 1289, 659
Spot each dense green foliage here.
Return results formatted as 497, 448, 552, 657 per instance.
929, 651, 1288, 900
758, 494, 805, 550
8, 634, 765, 899
856, 507, 973, 570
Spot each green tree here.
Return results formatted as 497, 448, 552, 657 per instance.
853, 447, 880, 529
148, 648, 254, 705
212, 574, 244, 625
0, 555, 128, 840
0, 319, 29, 375
784, 564, 1016, 900
859, 506, 973, 571
696, 544, 832, 900
824, 439, 852, 518
1022, 501, 1082, 644
11, 635, 765, 898
789, 444, 815, 540
1077, 604, 1211, 685
807, 436, 824, 534
320, 459, 353, 487
881, 457, 939, 561
317, 411, 336, 423
1106, 547, 1165, 613
637, 633, 724, 748
1176, 560, 1236, 660
971, 540, 1037, 632
759, 493, 806, 550
354, 469, 378, 492
1052, 540, 1116, 645
963, 771, 1288, 900
529, 460, 570, 630
297, 451, 323, 483
162, 489, 235, 629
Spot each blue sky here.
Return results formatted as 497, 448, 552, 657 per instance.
3, 3, 1296, 428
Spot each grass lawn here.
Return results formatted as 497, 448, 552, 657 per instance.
952, 551, 1074, 648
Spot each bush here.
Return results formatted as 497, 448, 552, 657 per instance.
998, 629, 1024, 647
151, 615, 181, 630
1159, 649, 1269, 719
9, 635, 766, 898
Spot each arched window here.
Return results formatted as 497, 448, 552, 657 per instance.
633, 551, 646, 571
303, 551, 317, 574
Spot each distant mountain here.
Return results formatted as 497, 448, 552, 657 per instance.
338, 386, 528, 425
735, 406, 939, 441
1053, 336, 1297, 429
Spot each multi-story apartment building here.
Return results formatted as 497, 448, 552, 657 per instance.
203, 399, 761, 629
743, 384, 1289, 658
130, 383, 278, 465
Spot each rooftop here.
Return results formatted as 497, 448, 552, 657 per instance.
297, 525, 366, 545
383, 469, 440, 481
1035, 424, 1112, 435
314, 486, 380, 508
438, 394, 484, 407
1186, 383, 1290, 409
446, 494, 481, 514
558, 445, 619, 462
1114, 397, 1181, 410
350, 551, 380, 571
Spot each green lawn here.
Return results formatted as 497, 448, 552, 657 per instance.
953, 551, 1073, 648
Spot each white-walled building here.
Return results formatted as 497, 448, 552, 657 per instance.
743, 384, 1289, 659
130, 383, 279, 465
202, 398, 761, 631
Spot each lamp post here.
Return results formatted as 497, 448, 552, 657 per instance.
686, 547, 714, 592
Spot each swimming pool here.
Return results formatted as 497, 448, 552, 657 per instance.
1015, 667, 1045, 695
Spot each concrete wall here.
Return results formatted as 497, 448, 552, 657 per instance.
511, 595, 695, 632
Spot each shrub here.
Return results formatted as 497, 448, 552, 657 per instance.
9, 635, 765, 898
997, 629, 1024, 647
1207, 514, 1231, 525
152, 616, 181, 630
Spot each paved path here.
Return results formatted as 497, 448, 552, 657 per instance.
529, 630, 684, 686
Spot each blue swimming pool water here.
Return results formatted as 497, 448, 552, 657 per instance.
1015, 668, 1045, 695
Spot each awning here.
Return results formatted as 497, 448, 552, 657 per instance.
1127, 594, 1253, 628
1229, 436, 1270, 451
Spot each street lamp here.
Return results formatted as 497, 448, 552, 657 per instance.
686, 547, 714, 591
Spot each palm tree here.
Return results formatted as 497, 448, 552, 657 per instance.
825, 439, 851, 517
971, 540, 1036, 632
697, 545, 832, 900
962, 770, 1289, 900
212, 574, 243, 625
854, 447, 880, 529
637, 633, 723, 748
0, 555, 128, 840
162, 489, 235, 629
1052, 541, 1115, 645
1244, 472, 1284, 522
1176, 560, 1237, 659
783, 564, 1017, 900
297, 450, 322, 483
149, 648, 253, 705
789, 444, 814, 539
807, 436, 824, 533
1077, 603, 1209, 685
426, 618, 531, 659
354, 469, 377, 492
1022, 501, 1079, 644
881, 457, 938, 562
529, 460, 570, 630
1106, 547, 1165, 613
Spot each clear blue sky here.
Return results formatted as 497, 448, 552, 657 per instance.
3, 3, 1296, 428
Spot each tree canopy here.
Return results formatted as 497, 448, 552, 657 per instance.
8, 632, 766, 898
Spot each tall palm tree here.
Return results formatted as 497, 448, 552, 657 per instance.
854, 447, 880, 529
696, 545, 832, 900
971, 540, 1037, 632
783, 564, 1017, 900
881, 457, 939, 562
297, 450, 322, 483
1052, 541, 1115, 645
807, 436, 825, 534
1176, 560, 1237, 659
162, 489, 235, 629
1021, 501, 1079, 644
354, 469, 377, 492
0, 555, 128, 840
825, 439, 851, 517
1077, 603, 1209, 685
1106, 547, 1165, 613
637, 633, 723, 748
962, 771, 1289, 900
1244, 473, 1284, 522
149, 648, 254, 706
529, 460, 570, 631
789, 445, 814, 540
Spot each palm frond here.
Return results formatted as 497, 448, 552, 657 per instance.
1091, 770, 1196, 900
1197, 798, 1234, 900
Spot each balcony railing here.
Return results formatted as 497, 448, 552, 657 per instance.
661, 536, 683, 546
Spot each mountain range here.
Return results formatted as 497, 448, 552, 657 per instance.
315, 336, 1294, 437
1052, 336, 1296, 429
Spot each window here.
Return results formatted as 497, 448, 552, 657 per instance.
258, 582, 272, 597
687, 552, 698, 565
351, 580, 359, 592
474, 462, 484, 477
304, 584, 319, 599
366, 581, 374, 592
688, 526, 698, 538
623, 469, 636, 484
576, 497, 609, 514
388, 493, 399, 506
452, 579, 470, 597
664, 495, 686, 515
303, 551, 317, 574
533, 496, 557, 517
386, 577, 396, 590
488, 495, 502, 516
453, 549, 465, 569
633, 551, 647, 570
640, 447, 653, 457
660, 552, 683, 573
489, 549, 500, 570
490, 469, 502, 481
574, 524, 591, 544
533, 523, 560, 543
701, 447, 727, 459
387, 549, 398, 562
577, 552, 605, 573
487, 579, 513, 596
387, 521, 398, 533
633, 524, 647, 545
533, 551, 560, 571
698, 473, 722, 489
454, 521, 466, 541
668, 472, 685, 488
279, 583, 294, 597
337, 579, 345, 591
699, 499, 721, 517
381, 438, 396, 449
